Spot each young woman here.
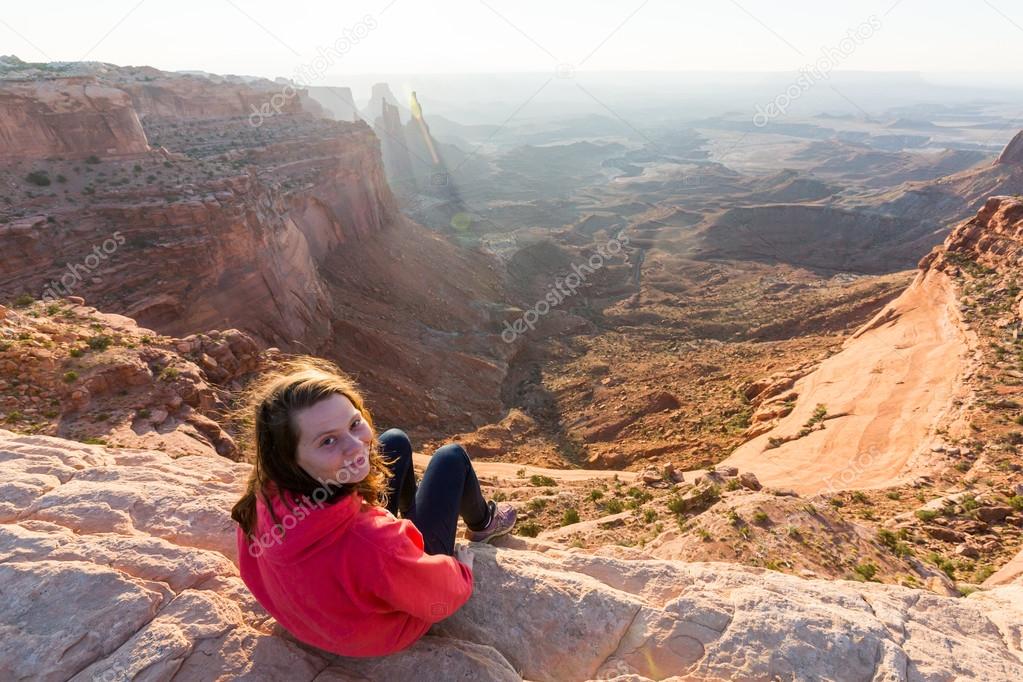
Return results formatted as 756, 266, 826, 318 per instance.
231, 357, 517, 657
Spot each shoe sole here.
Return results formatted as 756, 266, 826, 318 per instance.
478, 525, 514, 544
466, 518, 517, 544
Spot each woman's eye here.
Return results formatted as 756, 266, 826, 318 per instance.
321, 436, 336, 447
351, 418, 362, 428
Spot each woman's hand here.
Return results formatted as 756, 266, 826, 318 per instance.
454, 544, 474, 571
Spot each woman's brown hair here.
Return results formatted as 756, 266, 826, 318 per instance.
231, 355, 391, 542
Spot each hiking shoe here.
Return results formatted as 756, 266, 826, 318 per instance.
464, 501, 517, 543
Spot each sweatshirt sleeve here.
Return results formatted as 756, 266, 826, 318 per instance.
362, 518, 474, 623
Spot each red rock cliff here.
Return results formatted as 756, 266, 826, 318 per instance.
919, 195, 1023, 274
0, 65, 513, 434
0, 77, 150, 159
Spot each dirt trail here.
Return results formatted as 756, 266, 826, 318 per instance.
723, 269, 973, 496
413, 453, 639, 483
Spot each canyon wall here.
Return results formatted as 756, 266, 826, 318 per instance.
0, 67, 514, 433
0, 78, 150, 159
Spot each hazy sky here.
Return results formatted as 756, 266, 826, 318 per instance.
3, 0, 1022, 80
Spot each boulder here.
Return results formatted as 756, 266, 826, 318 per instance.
955, 543, 980, 559
976, 506, 1013, 524
923, 525, 966, 543
738, 472, 762, 491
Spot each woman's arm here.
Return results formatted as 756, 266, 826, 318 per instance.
361, 521, 475, 623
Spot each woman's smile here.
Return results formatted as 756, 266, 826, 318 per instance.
340, 449, 368, 473
294, 394, 374, 485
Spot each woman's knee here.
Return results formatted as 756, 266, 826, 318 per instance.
378, 428, 412, 459
430, 443, 471, 470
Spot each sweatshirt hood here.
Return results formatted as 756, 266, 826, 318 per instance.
242, 481, 365, 564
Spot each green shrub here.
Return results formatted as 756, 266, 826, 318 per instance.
927, 552, 956, 578
527, 498, 548, 512
974, 564, 995, 583
605, 498, 624, 514
877, 528, 912, 557
516, 521, 541, 537
626, 487, 653, 503
63, 371, 78, 383
12, 293, 34, 308
854, 562, 878, 581
915, 509, 939, 522
804, 403, 828, 427
86, 335, 112, 351
562, 508, 579, 525
25, 171, 51, 186
530, 474, 556, 487
589, 489, 604, 502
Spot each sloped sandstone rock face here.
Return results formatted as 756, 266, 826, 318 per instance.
2, 430, 1022, 681
997, 131, 1023, 166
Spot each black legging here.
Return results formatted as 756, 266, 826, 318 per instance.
378, 428, 490, 556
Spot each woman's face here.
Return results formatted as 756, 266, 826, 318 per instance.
292, 393, 374, 486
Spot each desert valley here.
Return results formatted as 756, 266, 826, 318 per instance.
2, 13, 1023, 680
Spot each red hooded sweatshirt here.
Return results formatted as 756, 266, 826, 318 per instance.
236, 482, 474, 657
